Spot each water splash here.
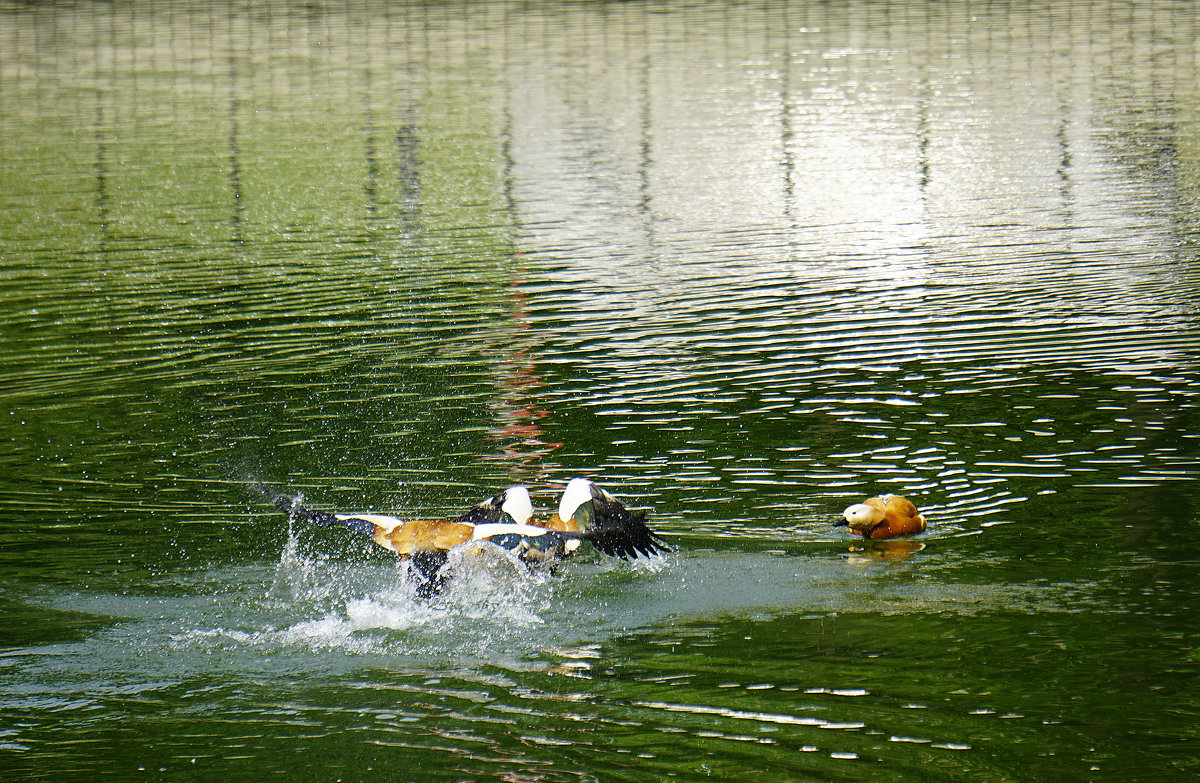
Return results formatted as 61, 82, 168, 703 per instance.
164, 537, 564, 665
266, 518, 334, 603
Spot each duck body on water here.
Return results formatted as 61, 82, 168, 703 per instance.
835, 494, 927, 539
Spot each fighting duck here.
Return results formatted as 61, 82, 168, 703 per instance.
542, 477, 669, 560
259, 479, 668, 596
834, 494, 927, 540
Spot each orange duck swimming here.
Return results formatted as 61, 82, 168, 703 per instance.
834, 494, 927, 540
260, 478, 668, 596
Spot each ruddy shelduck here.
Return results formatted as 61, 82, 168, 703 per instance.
259, 479, 668, 596
834, 494, 927, 539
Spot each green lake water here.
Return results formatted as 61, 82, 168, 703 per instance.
1, 1, 1198, 779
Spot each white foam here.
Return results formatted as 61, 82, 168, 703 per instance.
171, 541, 553, 659
344, 596, 440, 631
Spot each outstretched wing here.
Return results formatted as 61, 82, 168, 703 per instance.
254, 482, 464, 598
255, 481, 396, 542
569, 482, 670, 559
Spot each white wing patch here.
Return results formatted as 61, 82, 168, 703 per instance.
336, 513, 404, 533
471, 522, 551, 540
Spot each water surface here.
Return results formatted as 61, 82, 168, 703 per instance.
1, 1, 1199, 780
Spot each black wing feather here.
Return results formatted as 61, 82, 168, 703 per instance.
254, 481, 374, 537
574, 485, 669, 559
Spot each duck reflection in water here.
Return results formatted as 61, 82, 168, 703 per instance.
259, 478, 668, 597
844, 539, 927, 563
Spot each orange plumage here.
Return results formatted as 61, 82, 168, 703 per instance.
837, 494, 926, 539
540, 512, 582, 534
375, 517, 475, 554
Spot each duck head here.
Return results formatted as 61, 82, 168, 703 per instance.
498, 485, 534, 526
556, 477, 596, 529
457, 485, 535, 527
837, 501, 886, 536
